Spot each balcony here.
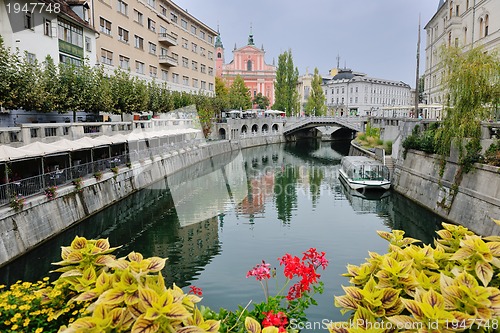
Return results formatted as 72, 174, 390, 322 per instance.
158, 32, 177, 46
158, 54, 178, 67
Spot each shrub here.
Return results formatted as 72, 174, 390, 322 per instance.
72, 177, 83, 193
484, 139, 500, 166
329, 223, 500, 333
44, 186, 57, 200
93, 171, 103, 181
9, 194, 25, 212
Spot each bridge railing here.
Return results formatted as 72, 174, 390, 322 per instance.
283, 116, 365, 133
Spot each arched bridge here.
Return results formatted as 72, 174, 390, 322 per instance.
283, 116, 366, 138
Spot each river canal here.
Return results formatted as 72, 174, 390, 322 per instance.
0, 140, 444, 330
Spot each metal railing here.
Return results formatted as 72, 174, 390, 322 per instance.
0, 139, 204, 207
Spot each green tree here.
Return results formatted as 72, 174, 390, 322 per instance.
435, 45, 500, 161
252, 92, 270, 110
39, 56, 64, 113
0, 36, 20, 110
17, 52, 44, 112
215, 76, 229, 110
228, 75, 251, 110
273, 49, 299, 116
110, 69, 148, 120
304, 67, 326, 116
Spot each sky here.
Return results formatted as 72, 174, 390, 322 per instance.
172, 0, 440, 88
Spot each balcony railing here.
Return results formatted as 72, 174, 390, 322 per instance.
158, 54, 178, 67
158, 32, 177, 46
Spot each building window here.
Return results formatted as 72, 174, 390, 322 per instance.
58, 18, 83, 47
101, 48, 113, 65
200, 30, 205, 40
148, 18, 155, 32
117, 0, 128, 15
192, 61, 198, 71
201, 81, 206, 89
485, 15, 489, 36
193, 79, 198, 88
200, 64, 206, 73
191, 25, 196, 34
182, 57, 188, 68
160, 5, 167, 17
149, 42, 156, 55
191, 43, 197, 53
455, 5, 459, 17
119, 55, 129, 69
118, 27, 129, 43
200, 47, 205, 57
182, 38, 188, 49
26, 52, 36, 64
161, 69, 168, 81
44, 18, 52, 36
181, 19, 187, 29
24, 12, 33, 30
85, 36, 91, 52
170, 12, 177, 23
172, 73, 179, 83
208, 51, 214, 60
100, 17, 112, 35
136, 61, 144, 74
160, 47, 167, 56
147, 0, 155, 8
209, 83, 214, 91
208, 67, 213, 76
247, 60, 252, 71
208, 35, 213, 43
149, 65, 157, 78
134, 35, 143, 49
134, 10, 143, 25
182, 76, 189, 86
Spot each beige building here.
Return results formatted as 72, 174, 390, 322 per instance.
424, 0, 500, 105
297, 70, 313, 116
92, 0, 218, 95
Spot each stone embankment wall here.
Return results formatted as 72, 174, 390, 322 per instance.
0, 135, 284, 267
392, 149, 500, 236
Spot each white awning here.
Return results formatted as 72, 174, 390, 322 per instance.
0, 145, 31, 162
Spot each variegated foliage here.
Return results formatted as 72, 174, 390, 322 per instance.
329, 223, 500, 333
39, 236, 219, 333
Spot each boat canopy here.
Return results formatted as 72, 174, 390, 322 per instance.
341, 156, 390, 181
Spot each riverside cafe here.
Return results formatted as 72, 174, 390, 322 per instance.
0, 129, 200, 206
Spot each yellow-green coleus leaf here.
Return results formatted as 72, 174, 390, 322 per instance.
335, 294, 359, 314
475, 261, 493, 287
131, 315, 160, 333
245, 316, 261, 333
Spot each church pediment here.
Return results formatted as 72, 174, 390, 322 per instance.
233, 45, 263, 54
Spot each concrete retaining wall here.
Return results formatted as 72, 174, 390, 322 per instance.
393, 150, 500, 236
0, 135, 285, 267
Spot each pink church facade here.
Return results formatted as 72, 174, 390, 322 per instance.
216, 32, 276, 107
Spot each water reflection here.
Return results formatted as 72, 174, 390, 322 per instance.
0, 140, 446, 327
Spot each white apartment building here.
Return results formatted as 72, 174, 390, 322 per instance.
0, 0, 97, 66
322, 68, 412, 117
93, 0, 218, 95
424, 0, 500, 105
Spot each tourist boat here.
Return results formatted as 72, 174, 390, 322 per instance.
338, 156, 391, 190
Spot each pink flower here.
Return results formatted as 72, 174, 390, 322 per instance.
246, 260, 271, 281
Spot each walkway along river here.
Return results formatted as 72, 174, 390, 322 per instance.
0, 140, 445, 328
